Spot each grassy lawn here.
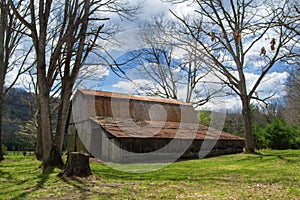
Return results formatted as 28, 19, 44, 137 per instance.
0, 150, 299, 199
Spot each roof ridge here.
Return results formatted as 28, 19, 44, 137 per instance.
77, 89, 191, 106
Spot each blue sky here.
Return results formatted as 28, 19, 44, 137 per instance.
8, 0, 292, 111
77, 0, 292, 111
77, 45, 290, 112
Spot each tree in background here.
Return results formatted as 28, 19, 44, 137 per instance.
198, 110, 212, 126
169, 0, 296, 152
9, 0, 140, 169
16, 120, 37, 150
0, 0, 32, 161
255, 0, 300, 150
129, 16, 222, 107
223, 110, 245, 137
284, 68, 300, 125
222, 103, 299, 150
253, 118, 300, 150
281, 1, 300, 125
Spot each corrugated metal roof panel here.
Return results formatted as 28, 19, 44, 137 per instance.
90, 117, 244, 141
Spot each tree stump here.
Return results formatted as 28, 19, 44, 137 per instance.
58, 152, 92, 177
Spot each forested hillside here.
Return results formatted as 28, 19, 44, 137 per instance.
2, 88, 36, 151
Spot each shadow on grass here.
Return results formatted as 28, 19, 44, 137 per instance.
0, 169, 16, 192
262, 152, 300, 163
234, 150, 300, 163
0, 161, 41, 193
59, 175, 119, 199
38, 167, 55, 188
16, 167, 54, 199
60, 176, 91, 192
90, 150, 300, 183
0, 168, 13, 180
90, 163, 238, 182
60, 176, 106, 199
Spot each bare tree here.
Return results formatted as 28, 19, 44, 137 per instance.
284, 67, 300, 125
169, 0, 296, 152
129, 17, 221, 107
281, 1, 300, 125
0, 0, 31, 161
276, 1, 300, 66
280, 1, 300, 38
9, 0, 140, 169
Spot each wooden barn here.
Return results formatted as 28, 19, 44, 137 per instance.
68, 89, 244, 163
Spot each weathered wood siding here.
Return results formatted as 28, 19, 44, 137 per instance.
105, 138, 244, 163
94, 96, 196, 123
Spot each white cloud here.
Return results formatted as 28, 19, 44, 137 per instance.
110, 69, 289, 112
76, 64, 110, 90
200, 71, 289, 111
103, 0, 199, 58
142, 0, 173, 20
112, 79, 154, 94
80, 64, 109, 78
254, 71, 289, 99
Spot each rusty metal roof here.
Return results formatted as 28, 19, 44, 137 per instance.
77, 89, 191, 106
90, 117, 244, 141
74, 89, 244, 141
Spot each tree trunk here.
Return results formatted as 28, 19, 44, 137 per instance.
37, 92, 65, 169
241, 97, 255, 153
238, 61, 255, 153
0, 96, 4, 161
58, 152, 92, 177
48, 145, 64, 168
51, 84, 72, 168
0, 1, 5, 162
35, 130, 43, 160
35, 110, 43, 160
38, 91, 52, 168
38, 76, 53, 169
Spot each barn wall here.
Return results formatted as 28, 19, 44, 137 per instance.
68, 123, 244, 163
181, 139, 244, 159
88, 125, 123, 162
104, 138, 244, 163
94, 96, 197, 123
72, 92, 97, 123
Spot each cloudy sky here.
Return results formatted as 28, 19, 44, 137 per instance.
8, 0, 291, 112
78, 0, 289, 111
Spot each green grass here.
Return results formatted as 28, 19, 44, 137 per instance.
0, 150, 299, 199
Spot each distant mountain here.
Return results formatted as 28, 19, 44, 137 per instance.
2, 88, 36, 150
3, 88, 35, 121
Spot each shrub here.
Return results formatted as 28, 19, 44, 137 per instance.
266, 119, 298, 149
253, 118, 300, 150
252, 123, 269, 149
